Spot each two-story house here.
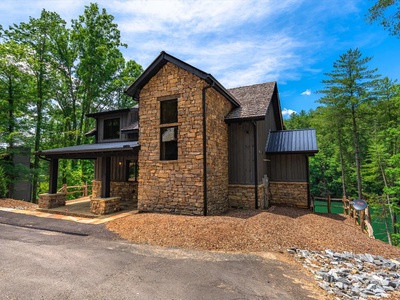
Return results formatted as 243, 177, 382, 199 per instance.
37, 51, 318, 216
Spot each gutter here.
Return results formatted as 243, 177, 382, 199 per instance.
252, 120, 259, 209
202, 82, 214, 216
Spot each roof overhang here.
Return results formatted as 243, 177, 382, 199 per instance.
125, 51, 240, 108
86, 108, 131, 118
37, 141, 139, 159
265, 129, 318, 155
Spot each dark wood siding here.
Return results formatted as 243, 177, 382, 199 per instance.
228, 122, 254, 184
265, 105, 277, 133
228, 120, 267, 185
97, 112, 134, 143
266, 154, 307, 182
94, 155, 137, 181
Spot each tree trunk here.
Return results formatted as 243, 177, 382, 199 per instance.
338, 128, 347, 197
351, 104, 363, 199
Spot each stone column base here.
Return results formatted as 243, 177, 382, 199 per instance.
90, 197, 120, 215
38, 193, 66, 209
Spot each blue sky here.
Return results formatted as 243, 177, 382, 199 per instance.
1, 0, 399, 117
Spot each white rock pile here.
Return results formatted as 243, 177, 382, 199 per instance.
287, 248, 400, 299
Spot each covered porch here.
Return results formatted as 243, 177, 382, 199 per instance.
36, 141, 139, 215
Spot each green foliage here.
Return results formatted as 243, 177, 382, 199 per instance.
0, 4, 143, 201
367, 0, 400, 38
286, 50, 400, 245
0, 164, 8, 197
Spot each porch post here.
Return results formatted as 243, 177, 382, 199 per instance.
101, 156, 111, 198
49, 158, 59, 194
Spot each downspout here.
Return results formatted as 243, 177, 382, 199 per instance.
252, 120, 259, 209
202, 82, 214, 216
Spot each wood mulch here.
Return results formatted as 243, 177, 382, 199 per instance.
106, 206, 400, 259
1, 198, 399, 259
0, 198, 38, 210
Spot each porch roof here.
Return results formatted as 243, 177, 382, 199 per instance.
37, 141, 139, 159
265, 129, 318, 155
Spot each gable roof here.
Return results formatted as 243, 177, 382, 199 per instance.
265, 129, 318, 154
125, 51, 240, 107
225, 82, 277, 120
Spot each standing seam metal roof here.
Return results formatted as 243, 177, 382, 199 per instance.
265, 129, 318, 154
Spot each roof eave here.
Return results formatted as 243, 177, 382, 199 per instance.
225, 115, 265, 123
125, 51, 240, 108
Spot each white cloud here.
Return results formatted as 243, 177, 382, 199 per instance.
301, 89, 312, 96
282, 108, 296, 118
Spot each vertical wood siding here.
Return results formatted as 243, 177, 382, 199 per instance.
266, 154, 307, 182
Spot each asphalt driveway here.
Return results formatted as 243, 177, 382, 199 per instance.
0, 211, 321, 299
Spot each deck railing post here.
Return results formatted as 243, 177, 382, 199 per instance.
327, 195, 331, 213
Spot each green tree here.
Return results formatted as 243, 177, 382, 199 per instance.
318, 48, 380, 199
71, 3, 127, 145
4, 9, 67, 201
367, 0, 400, 37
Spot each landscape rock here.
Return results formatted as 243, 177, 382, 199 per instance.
288, 248, 400, 299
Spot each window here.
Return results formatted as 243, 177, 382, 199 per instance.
160, 99, 178, 160
126, 160, 138, 181
161, 99, 178, 124
104, 118, 120, 140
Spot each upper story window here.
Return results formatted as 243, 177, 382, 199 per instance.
104, 118, 120, 140
161, 99, 178, 124
160, 99, 178, 160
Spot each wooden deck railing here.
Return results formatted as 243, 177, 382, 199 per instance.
57, 183, 92, 198
312, 195, 374, 238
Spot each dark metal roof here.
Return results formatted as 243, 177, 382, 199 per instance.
121, 121, 139, 133
37, 141, 139, 159
225, 82, 277, 121
125, 51, 240, 107
86, 108, 130, 118
265, 129, 318, 154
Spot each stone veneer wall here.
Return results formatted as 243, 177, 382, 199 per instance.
110, 181, 138, 206
38, 193, 66, 209
205, 88, 234, 215
228, 184, 265, 209
91, 179, 138, 205
92, 180, 101, 198
268, 181, 308, 208
137, 62, 205, 215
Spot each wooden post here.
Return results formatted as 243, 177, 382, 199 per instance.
327, 195, 331, 213
342, 196, 348, 215
101, 157, 111, 198
49, 158, 59, 194
360, 209, 365, 233
83, 182, 88, 196
364, 207, 374, 238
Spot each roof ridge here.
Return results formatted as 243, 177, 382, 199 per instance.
227, 81, 276, 90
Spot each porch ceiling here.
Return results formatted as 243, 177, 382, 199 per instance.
37, 141, 139, 159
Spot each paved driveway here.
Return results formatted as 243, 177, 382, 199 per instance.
0, 211, 321, 299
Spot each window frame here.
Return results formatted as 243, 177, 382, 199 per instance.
103, 117, 120, 140
159, 98, 179, 161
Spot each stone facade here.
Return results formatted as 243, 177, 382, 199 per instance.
110, 181, 138, 206
228, 184, 266, 209
91, 179, 138, 205
90, 197, 120, 215
204, 88, 233, 215
38, 193, 66, 209
92, 180, 101, 198
268, 181, 308, 208
137, 62, 233, 215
